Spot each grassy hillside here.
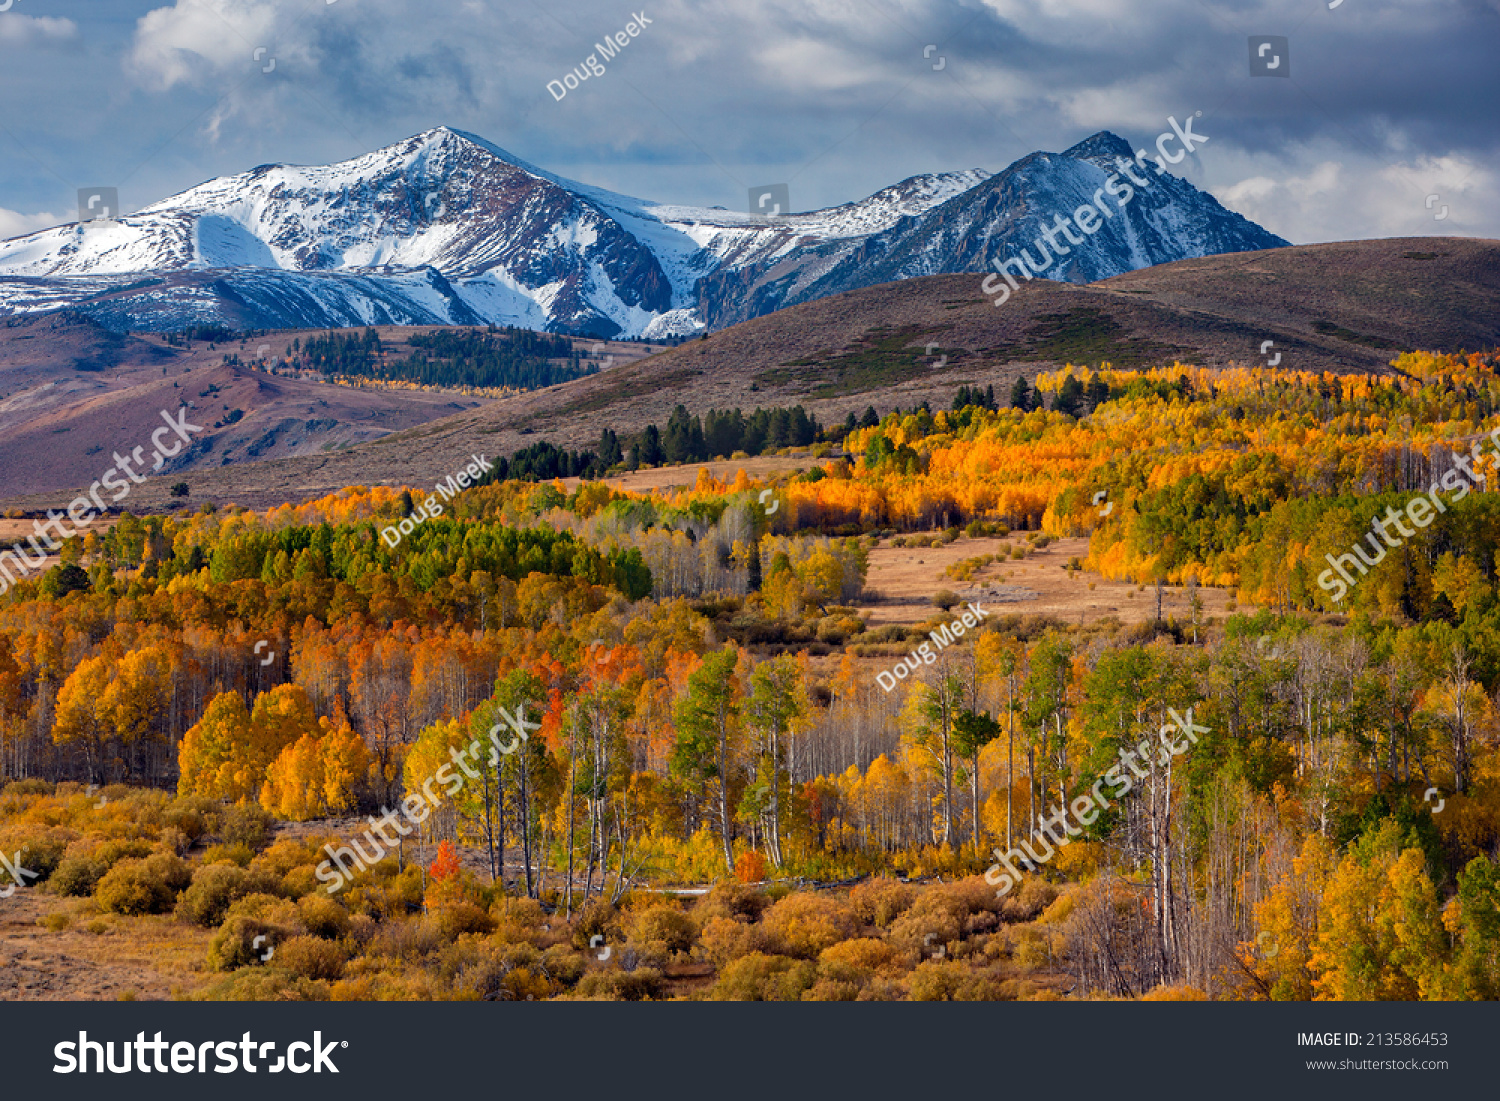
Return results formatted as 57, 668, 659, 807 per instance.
2, 236, 1497, 513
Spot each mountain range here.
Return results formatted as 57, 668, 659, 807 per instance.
0, 127, 1287, 337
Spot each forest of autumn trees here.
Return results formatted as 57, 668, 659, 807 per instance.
4, 349, 1500, 999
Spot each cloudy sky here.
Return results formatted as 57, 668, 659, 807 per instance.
1, 0, 1496, 244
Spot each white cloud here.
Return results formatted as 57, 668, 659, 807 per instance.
1212, 155, 1495, 244
126, 0, 284, 91
0, 208, 61, 240
0, 14, 78, 47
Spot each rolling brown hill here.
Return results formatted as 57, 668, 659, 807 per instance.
0, 320, 656, 502
3, 236, 1497, 513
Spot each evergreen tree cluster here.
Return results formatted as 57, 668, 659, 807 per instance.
297, 328, 382, 375
481, 402, 827, 485
650, 405, 821, 466
839, 406, 885, 435
164, 325, 238, 347
1002, 373, 1111, 415
1050, 373, 1113, 416
951, 384, 998, 411
294, 327, 592, 391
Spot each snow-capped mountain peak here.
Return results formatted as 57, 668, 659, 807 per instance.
0, 127, 1285, 336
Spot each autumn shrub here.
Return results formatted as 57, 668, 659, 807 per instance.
297, 895, 352, 939
97, 783, 142, 812
694, 881, 769, 927
698, 916, 768, 966
177, 864, 282, 927
281, 866, 320, 900
276, 935, 347, 981
490, 896, 548, 946
818, 936, 897, 979
0, 828, 71, 886
456, 942, 567, 1002
341, 860, 424, 920
761, 892, 858, 958
933, 589, 961, 611
328, 974, 407, 1001
252, 838, 326, 899
907, 959, 1005, 1001
1001, 877, 1060, 922
762, 879, 795, 903
201, 841, 255, 867
207, 914, 282, 971
163, 795, 220, 844
49, 854, 107, 897
849, 878, 916, 927
39, 913, 70, 932
1010, 927, 1054, 971
3, 779, 52, 797
437, 901, 497, 939
95, 853, 191, 915
220, 804, 274, 851
252, 837, 323, 878
1141, 983, 1210, 1001
158, 826, 190, 857
942, 877, 1004, 937
572, 967, 665, 1001
499, 963, 561, 1002
1036, 889, 1076, 926
812, 937, 897, 999
541, 944, 586, 988
711, 953, 816, 1001
572, 899, 622, 950
95, 837, 154, 867
814, 619, 848, 646
177, 865, 250, 927
624, 903, 696, 957
369, 915, 443, 961
890, 901, 961, 959
222, 891, 302, 929
348, 912, 377, 945
439, 940, 554, 1002
193, 969, 330, 1002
